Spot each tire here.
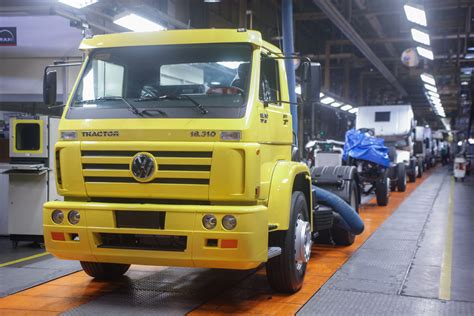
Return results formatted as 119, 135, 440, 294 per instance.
397, 163, 407, 192
375, 175, 389, 206
266, 191, 310, 293
408, 169, 416, 183
417, 160, 423, 178
331, 179, 359, 246
80, 261, 130, 279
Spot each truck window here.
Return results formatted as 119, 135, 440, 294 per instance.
67, 44, 252, 119
160, 64, 204, 85
375, 111, 391, 122
259, 56, 280, 104
80, 60, 125, 100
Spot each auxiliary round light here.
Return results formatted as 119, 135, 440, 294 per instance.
222, 215, 237, 230
202, 214, 217, 230
68, 210, 81, 225
52, 210, 64, 224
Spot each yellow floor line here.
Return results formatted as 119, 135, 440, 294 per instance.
0, 252, 50, 267
439, 176, 455, 300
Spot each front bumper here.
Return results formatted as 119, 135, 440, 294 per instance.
43, 201, 268, 270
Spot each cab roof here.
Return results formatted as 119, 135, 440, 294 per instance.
80, 29, 282, 54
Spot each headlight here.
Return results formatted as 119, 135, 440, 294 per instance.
52, 210, 64, 224
202, 214, 217, 230
68, 210, 80, 225
222, 215, 237, 230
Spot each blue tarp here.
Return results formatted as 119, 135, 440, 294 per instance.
343, 129, 391, 167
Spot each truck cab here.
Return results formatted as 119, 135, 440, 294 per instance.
356, 105, 421, 188
42, 29, 362, 293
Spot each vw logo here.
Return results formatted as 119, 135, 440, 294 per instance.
131, 152, 156, 182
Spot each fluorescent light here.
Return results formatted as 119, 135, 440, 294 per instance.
430, 97, 441, 103
320, 92, 325, 98
424, 84, 437, 93
330, 102, 343, 108
114, 13, 166, 32
295, 85, 302, 95
461, 81, 469, 86
427, 91, 439, 98
321, 96, 335, 104
404, 4, 427, 27
411, 28, 430, 46
420, 73, 435, 85
348, 108, 359, 114
341, 104, 353, 111
417, 46, 434, 60
59, 0, 97, 8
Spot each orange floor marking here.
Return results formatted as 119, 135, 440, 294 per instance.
190, 171, 432, 315
0, 171, 433, 315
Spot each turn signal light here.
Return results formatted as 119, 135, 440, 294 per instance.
51, 232, 65, 241
221, 131, 241, 141
221, 239, 238, 248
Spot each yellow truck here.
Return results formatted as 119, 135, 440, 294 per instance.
42, 29, 363, 293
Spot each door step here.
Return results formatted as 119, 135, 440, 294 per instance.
268, 247, 282, 259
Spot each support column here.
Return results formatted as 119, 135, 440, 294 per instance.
282, 0, 298, 143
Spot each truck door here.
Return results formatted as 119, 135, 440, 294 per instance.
257, 52, 292, 144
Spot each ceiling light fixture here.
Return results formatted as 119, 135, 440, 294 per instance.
341, 104, 353, 111
427, 91, 439, 98
58, 0, 97, 8
320, 96, 335, 104
420, 73, 435, 86
348, 108, 359, 114
411, 28, 430, 46
417, 46, 434, 60
424, 84, 437, 93
330, 102, 343, 108
404, 4, 427, 27
114, 13, 166, 32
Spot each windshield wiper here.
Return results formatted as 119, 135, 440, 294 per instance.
136, 94, 208, 115
76, 96, 143, 117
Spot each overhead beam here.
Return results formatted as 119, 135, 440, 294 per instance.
295, 1, 474, 21
313, 0, 407, 97
353, 0, 398, 58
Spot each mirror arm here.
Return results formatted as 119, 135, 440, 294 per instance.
48, 104, 66, 110
44, 62, 82, 75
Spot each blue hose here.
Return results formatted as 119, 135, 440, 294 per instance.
313, 186, 364, 235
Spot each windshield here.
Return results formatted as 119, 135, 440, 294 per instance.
67, 43, 252, 119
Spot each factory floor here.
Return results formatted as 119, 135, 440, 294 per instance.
0, 166, 473, 315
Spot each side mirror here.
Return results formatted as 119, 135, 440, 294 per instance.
301, 62, 321, 105
43, 70, 57, 105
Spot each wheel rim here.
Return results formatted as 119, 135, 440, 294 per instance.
295, 214, 312, 271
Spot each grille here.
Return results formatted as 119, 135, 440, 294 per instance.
97, 233, 187, 252
81, 150, 212, 185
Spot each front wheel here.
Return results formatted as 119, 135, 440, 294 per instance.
417, 160, 424, 178
375, 174, 389, 206
80, 261, 130, 279
397, 163, 407, 192
266, 191, 311, 293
